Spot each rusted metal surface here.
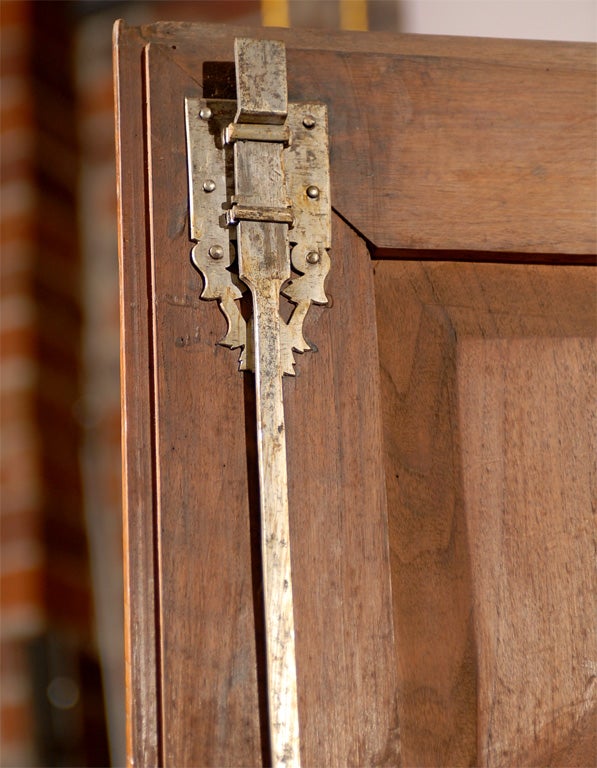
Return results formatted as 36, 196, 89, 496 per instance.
234, 38, 288, 125
225, 122, 291, 144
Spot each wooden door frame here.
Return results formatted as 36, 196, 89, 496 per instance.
114, 21, 596, 766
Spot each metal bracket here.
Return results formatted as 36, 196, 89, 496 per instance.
184, 41, 331, 375
185, 39, 332, 768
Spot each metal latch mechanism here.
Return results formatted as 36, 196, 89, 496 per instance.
185, 38, 331, 768
185, 38, 331, 374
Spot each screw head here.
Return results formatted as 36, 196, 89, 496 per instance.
306, 250, 320, 264
302, 115, 316, 129
203, 179, 216, 193
306, 185, 320, 200
208, 245, 224, 260
199, 107, 212, 120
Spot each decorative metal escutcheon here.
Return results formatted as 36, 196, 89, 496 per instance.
184, 39, 331, 374
185, 38, 332, 768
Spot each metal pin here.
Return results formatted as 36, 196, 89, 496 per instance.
208, 245, 224, 260
203, 179, 216, 193
199, 106, 212, 120
302, 115, 316, 129
306, 185, 320, 200
306, 250, 320, 264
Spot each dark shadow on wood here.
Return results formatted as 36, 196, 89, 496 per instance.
202, 61, 236, 100
243, 371, 271, 768
373, 247, 596, 266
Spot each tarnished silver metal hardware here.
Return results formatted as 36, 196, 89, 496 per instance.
226, 203, 294, 226
224, 122, 291, 145
185, 37, 331, 768
184, 51, 330, 376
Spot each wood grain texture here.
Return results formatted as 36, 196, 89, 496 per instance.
116, 20, 596, 767
143, 39, 398, 765
374, 260, 596, 767
125, 21, 596, 256
145, 42, 263, 766
285, 215, 399, 766
113, 21, 160, 767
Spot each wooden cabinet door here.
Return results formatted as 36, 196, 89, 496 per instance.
114, 21, 596, 767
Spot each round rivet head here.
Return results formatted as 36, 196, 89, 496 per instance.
303, 115, 316, 129
203, 179, 216, 193
199, 107, 212, 120
306, 185, 320, 200
209, 245, 224, 260
306, 250, 320, 264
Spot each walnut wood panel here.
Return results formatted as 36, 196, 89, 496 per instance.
113, 23, 159, 767
119, 20, 596, 256
145, 42, 262, 766
142, 39, 398, 766
374, 261, 596, 766
285, 217, 399, 766
116, 19, 596, 767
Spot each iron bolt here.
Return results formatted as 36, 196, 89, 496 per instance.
203, 179, 216, 193
306, 185, 320, 200
199, 107, 212, 120
306, 251, 320, 264
209, 245, 224, 260
303, 115, 316, 129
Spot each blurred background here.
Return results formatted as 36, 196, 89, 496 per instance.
1, 0, 594, 765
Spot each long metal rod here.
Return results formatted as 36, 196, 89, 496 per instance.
231, 39, 304, 766
250, 277, 301, 767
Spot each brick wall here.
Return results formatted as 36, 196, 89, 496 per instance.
1, 2, 45, 764
1, 1, 106, 764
